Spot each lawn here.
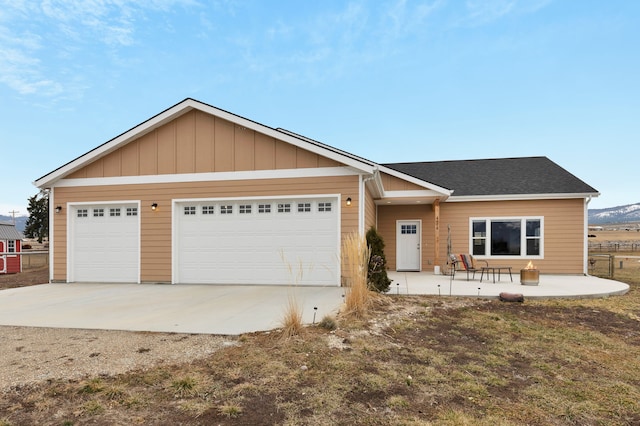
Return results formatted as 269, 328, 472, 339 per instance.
1, 264, 639, 425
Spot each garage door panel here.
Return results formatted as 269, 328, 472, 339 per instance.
70, 204, 139, 283
176, 198, 339, 285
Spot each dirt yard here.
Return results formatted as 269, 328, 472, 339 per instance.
1, 267, 639, 424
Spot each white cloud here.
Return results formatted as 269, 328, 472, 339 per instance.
462, 0, 552, 26
0, 0, 197, 99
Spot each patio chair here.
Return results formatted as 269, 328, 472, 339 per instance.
449, 254, 488, 281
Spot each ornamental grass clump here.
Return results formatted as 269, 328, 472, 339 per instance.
342, 232, 372, 318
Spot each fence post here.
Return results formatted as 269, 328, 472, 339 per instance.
610, 255, 614, 278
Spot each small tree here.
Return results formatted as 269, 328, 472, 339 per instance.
24, 190, 49, 243
365, 226, 392, 293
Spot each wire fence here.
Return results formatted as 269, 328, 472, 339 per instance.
588, 253, 640, 280
588, 242, 640, 252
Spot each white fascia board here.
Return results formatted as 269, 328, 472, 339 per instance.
35, 98, 376, 188
446, 192, 601, 202
384, 190, 447, 198
377, 165, 452, 195
52, 167, 360, 188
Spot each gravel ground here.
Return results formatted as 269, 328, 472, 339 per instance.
0, 268, 235, 392
0, 326, 235, 392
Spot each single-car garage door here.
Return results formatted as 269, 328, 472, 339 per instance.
175, 197, 339, 285
69, 203, 140, 283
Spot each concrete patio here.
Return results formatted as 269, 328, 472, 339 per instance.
0, 273, 629, 336
387, 271, 630, 299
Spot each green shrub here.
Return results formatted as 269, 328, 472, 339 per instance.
366, 227, 392, 293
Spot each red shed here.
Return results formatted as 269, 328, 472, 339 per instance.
0, 222, 23, 274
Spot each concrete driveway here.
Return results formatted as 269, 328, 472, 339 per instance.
0, 283, 345, 335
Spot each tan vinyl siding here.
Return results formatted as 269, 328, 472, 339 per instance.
380, 172, 426, 191
378, 199, 586, 274
67, 111, 344, 179
52, 175, 360, 283
377, 204, 434, 271
364, 186, 377, 232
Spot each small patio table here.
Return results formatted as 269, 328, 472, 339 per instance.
480, 266, 513, 283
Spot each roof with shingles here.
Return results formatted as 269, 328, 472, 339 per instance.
382, 156, 599, 197
0, 222, 24, 240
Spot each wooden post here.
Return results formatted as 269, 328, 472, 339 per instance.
434, 199, 440, 270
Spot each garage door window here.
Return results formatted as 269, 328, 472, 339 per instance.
221, 205, 233, 214
126, 207, 138, 216
202, 205, 215, 215
258, 204, 271, 213
297, 203, 311, 212
278, 203, 291, 213
109, 208, 121, 217
184, 206, 196, 215
239, 204, 252, 214
318, 202, 332, 212
77, 209, 88, 218
93, 208, 104, 217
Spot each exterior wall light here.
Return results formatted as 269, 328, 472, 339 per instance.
55, 206, 62, 213
151, 203, 158, 211
346, 197, 352, 206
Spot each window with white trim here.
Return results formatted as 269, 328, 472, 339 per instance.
471, 217, 542, 257
202, 205, 215, 215
221, 205, 233, 215
258, 204, 271, 213
77, 209, 88, 218
109, 208, 121, 217
93, 208, 104, 217
7, 241, 15, 253
126, 207, 138, 216
184, 206, 196, 215
239, 204, 252, 214
318, 202, 332, 212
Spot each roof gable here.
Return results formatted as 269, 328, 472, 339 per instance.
35, 98, 376, 188
383, 157, 599, 198
0, 222, 23, 240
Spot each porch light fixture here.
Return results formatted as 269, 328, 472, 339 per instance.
151, 203, 158, 211
55, 205, 62, 213
346, 197, 352, 206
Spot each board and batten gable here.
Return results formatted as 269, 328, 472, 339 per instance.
377, 198, 587, 274
66, 110, 342, 179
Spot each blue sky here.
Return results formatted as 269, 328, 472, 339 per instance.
1, 0, 638, 216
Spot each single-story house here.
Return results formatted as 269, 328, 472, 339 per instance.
34, 98, 599, 285
0, 222, 23, 274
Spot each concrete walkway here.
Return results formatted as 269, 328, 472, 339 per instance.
0, 284, 345, 335
0, 274, 629, 336
387, 271, 630, 299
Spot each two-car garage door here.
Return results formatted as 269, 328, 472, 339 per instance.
175, 197, 339, 285
68, 197, 339, 285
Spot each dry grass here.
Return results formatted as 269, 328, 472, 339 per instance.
2, 249, 639, 424
341, 232, 373, 318
280, 292, 304, 339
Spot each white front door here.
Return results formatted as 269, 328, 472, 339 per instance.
396, 220, 421, 271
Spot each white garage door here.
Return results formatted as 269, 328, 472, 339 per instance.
175, 197, 339, 285
70, 204, 140, 283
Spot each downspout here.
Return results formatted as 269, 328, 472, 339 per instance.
584, 196, 592, 276
361, 173, 376, 235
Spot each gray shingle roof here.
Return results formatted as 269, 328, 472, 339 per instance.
383, 157, 599, 197
0, 222, 24, 240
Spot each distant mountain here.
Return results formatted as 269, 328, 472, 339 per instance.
589, 202, 640, 225
0, 215, 28, 232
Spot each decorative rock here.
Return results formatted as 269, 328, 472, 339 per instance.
499, 292, 524, 303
